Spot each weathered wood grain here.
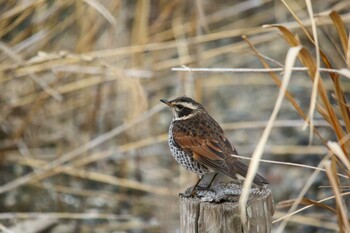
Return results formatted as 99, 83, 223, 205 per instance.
180, 182, 274, 233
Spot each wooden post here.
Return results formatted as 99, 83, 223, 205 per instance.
179, 181, 274, 233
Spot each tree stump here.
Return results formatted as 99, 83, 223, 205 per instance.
179, 181, 274, 233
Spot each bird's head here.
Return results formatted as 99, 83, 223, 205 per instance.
160, 96, 205, 120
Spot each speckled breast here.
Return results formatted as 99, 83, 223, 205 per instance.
168, 122, 210, 175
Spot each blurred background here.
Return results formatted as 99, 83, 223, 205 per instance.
1, 1, 350, 232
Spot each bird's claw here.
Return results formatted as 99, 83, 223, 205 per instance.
180, 185, 215, 198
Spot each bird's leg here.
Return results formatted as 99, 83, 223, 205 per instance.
191, 173, 218, 195
181, 175, 204, 197
196, 173, 219, 190
182, 173, 219, 197
189, 175, 204, 196
206, 173, 218, 188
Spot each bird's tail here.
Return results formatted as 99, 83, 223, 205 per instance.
228, 157, 269, 186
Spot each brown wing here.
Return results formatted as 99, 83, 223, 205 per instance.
172, 118, 234, 175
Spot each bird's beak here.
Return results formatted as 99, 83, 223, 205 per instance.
160, 99, 172, 107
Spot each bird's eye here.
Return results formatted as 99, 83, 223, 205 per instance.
175, 105, 184, 111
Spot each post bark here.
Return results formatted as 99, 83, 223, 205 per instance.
179, 182, 274, 233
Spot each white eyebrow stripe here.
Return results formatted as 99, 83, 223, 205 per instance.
175, 102, 197, 109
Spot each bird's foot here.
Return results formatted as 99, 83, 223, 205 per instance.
179, 186, 197, 197
180, 185, 215, 198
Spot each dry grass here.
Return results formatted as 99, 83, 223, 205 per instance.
0, 1, 350, 232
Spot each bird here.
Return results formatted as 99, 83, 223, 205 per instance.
160, 96, 268, 193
